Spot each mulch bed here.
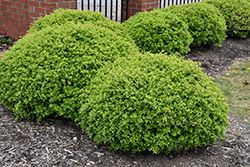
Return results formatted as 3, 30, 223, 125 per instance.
187, 38, 250, 77
0, 38, 250, 167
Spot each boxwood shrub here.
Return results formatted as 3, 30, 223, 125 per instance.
205, 0, 250, 38
0, 23, 139, 121
80, 54, 228, 154
161, 3, 227, 47
29, 9, 125, 37
123, 11, 192, 55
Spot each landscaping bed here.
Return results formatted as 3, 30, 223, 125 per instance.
187, 38, 250, 77
1, 1, 250, 165
0, 37, 249, 167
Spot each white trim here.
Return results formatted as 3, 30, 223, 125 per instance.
77, 0, 82, 10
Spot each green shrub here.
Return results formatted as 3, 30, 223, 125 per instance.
160, 3, 227, 47
0, 23, 139, 121
0, 35, 14, 45
29, 9, 125, 37
123, 11, 192, 54
80, 54, 228, 154
205, 0, 250, 38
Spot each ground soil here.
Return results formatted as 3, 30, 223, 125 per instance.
0, 38, 250, 167
187, 38, 250, 77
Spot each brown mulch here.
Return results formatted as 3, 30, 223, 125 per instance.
187, 38, 250, 77
0, 38, 250, 167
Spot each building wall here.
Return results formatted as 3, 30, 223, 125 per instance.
0, 0, 77, 39
0, 0, 159, 39
127, 0, 159, 18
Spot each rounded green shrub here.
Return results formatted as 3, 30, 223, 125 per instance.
29, 9, 125, 36
0, 23, 139, 121
205, 0, 250, 38
80, 54, 228, 154
161, 3, 227, 47
123, 11, 192, 55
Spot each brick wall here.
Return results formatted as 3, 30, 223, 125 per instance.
0, 0, 158, 39
123, 0, 159, 20
0, 0, 77, 39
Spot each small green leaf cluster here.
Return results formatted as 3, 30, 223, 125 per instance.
0, 23, 139, 121
205, 0, 250, 38
160, 3, 227, 47
29, 9, 126, 37
0, 35, 14, 45
80, 54, 228, 154
123, 11, 192, 54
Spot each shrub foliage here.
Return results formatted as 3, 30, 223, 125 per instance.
80, 54, 228, 154
123, 11, 192, 55
205, 0, 250, 38
162, 3, 227, 47
29, 9, 125, 36
0, 23, 138, 121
